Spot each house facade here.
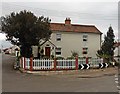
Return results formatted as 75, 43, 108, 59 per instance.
114, 42, 120, 56
35, 18, 102, 58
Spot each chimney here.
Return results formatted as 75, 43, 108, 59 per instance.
65, 17, 71, 25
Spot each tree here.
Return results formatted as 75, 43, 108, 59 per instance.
1, 10, 51, 58
97, 26, 115, 62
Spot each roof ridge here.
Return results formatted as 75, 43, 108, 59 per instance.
51, 22, 95, 27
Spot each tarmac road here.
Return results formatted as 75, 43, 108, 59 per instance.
2, 54, 119, 93
0, 53, 2, 93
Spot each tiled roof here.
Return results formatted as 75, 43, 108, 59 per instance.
50, 23, 102, 34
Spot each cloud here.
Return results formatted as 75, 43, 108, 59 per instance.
0, 33, 6, 40
0, 40, 12, 49
1, 2, 118, 41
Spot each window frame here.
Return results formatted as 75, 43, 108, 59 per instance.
56, 47, 62, 56
83, 34, 88, 41
82, 47, 88, 54
56, 33, 61, 41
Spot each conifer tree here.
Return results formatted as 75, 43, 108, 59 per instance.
97, 26, 115, 62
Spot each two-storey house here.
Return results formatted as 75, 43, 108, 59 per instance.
33, 18, 102, 58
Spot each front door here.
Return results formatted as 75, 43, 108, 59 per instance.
45, 47, 50, 58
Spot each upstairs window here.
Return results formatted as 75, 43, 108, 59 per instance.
83, 34, 88, 41
56, 33, 61, 41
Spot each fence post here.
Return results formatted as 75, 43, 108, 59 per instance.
30, 57, 33, 71
86, 57, 88, 64
54, 58, 57, 71
24, 57, 26, 70
75, 55, 78, 70
21, 57, 23, 68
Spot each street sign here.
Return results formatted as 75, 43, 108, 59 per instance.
79, 64, 90, 69
86, 64, 90, 69
99, 63, 108, 69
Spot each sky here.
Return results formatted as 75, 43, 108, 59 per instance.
0, 0, 119, 48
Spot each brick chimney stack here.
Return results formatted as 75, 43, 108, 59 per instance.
65, 18, 71, 25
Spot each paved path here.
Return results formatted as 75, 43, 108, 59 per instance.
25, 67, 118, 77
2, 54, 119, 93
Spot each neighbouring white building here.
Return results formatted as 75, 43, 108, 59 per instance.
114, 42, 120, 56
4, 45, 20, 55
33, 18, 102, 58
114, 42, 120, 63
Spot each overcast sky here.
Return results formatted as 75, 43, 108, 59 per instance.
0, 0, 119, 48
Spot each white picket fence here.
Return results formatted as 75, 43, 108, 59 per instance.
20, 57, 104, 70
56, 59, 76, 69
90, 58, 103, 67
26, 58, 30, 69
78, 58, 86, 64
22, 58, 76, 70
33, 59, 54, 70
25, 58, 54, 70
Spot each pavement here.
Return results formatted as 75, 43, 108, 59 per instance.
19, 66, 118, 78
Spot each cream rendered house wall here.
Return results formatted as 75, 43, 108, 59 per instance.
87, 33, 101, 57
114, 46, 120, 56
50, 32, 101, 58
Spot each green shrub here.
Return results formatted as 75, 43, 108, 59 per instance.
51, 55, 54, 59
71, 51, 78, 57
56, 56, 65, 60
66, 56, 75, 59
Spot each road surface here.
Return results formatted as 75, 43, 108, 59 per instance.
2, 54, 119, 93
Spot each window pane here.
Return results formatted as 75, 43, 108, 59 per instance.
83, 51, 87, 54
83, 48, 88, 50
83, 34, 88, 41
56, 33, 61, 41
83, 39, 87, 41
82, 47, 88, 54
57, 38, 61, 41
56, 48, 61, 55
56, 52, 61, 55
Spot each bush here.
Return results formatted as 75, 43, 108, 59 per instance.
66, 56, 75, 59
78, 56, 86, 59
71, 51, 78, 57
56, 56, 65, 60
51, 55, 54, 59
42, 56, 50, 59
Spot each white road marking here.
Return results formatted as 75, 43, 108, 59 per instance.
115, 74, 120, 93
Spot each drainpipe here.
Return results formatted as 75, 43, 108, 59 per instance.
100, 34, 102, 48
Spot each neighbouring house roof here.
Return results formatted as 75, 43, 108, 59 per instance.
50, 18, 102, 34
